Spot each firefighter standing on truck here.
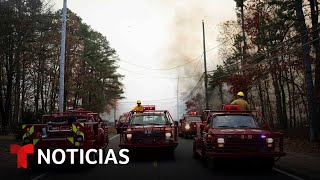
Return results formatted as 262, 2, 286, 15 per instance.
132, 100, 143, 112
231, 91, 250, 110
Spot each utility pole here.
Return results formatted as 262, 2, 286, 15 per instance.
177, 75, 179, 120
202, 20, 209, 110
58, 0, 67, 112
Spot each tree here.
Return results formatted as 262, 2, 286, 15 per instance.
308, 0, 320, 139
0, 1, 124, 134
295, 0, 318, 143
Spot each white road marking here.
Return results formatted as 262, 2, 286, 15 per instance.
153, 160, 158, 167
273, 168, 305, 180
109, 134, 119, 141
31, 172, 48, 180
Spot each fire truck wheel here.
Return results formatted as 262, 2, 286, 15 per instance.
192, 140, 200, 159
85, 152, 97, 168
183, 132, 187, 139
203, 158, 213, 169
205, 158, 220, 170
166, 148, 175, 159
102, 147, 108, 158
29, 160, 44, 172
106, 137, 109, 146
260, 158, 274, 172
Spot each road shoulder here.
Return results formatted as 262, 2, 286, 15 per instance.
275, 151, 320, 180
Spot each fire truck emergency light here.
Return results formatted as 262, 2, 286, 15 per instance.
143, 105, 156, 110
223, 105, 241, 110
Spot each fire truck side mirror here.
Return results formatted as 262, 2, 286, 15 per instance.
200, 124, 205, 136
262, 123, 267, 128
101, 121, 108, 126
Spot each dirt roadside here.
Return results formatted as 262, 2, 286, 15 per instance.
275, 138, 320, 180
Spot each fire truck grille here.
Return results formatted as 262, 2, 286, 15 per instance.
47, 131, 73, 137
206, 136, 269, 153
217, 144, 267, 153
132, 132, 165, 143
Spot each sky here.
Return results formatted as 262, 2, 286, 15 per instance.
51, 0, 237, 120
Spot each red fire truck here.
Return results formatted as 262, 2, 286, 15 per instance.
178, 112, 203, 138
119, 105, 179, 153
193, 105, 285, 170
22, 108, 109, 169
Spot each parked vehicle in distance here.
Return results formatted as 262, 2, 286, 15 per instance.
179, 112, 203, 138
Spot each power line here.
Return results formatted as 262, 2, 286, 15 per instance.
208, 36, 320, 81
181, 35, 319, 102
118, 67, 177, 79
116, 35, 232, 72
220, 26, 320, 69
116, 53, 203, 71
118, 67, 203, 79
119, 97, 178, 103
180, 73, 205, 101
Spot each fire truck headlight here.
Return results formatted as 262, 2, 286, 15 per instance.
41, 128, 47, 135
185, 124, 190, 130
217, 138, 225, 144
126, 134, 132, 139
267, 138, 273, 143
165, 132, 171, 138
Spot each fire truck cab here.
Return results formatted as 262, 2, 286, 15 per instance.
178, 112, 203, 138
193, 105, 285, 170
22, 108, 109, 169
119, 105, 179, 153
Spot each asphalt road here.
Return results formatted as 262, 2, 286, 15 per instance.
0, 135, 303, 180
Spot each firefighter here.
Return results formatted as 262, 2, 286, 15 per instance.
132, 100, 143, 112
231, 91, 250, 110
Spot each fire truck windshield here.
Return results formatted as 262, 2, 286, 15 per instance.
43, 116, 88, 124
119, 116, 127, 122
211, 115, 259, 128
185, 116, 201, 121
130, 114, 169, 125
